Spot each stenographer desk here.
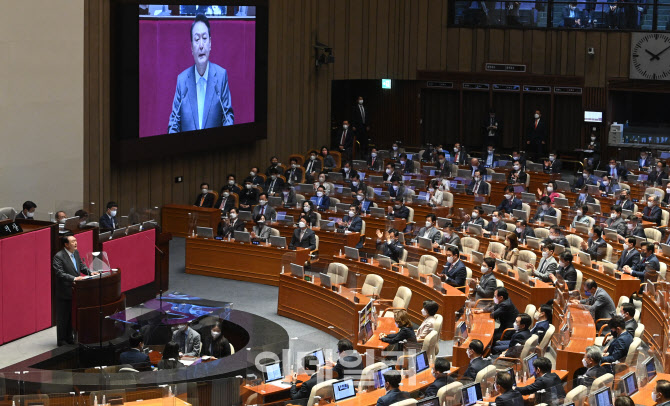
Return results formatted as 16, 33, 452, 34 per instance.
162, 204, 221, 238
333, 255, 466, 340
185, 237, 309, 286
272, 223, 361, 258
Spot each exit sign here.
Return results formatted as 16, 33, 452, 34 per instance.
381, 79, 392, 89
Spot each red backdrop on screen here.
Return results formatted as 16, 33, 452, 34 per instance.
139, 19, 255, 138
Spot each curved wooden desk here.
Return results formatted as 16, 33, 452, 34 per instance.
452, 312, 496, 370
632, 373, 670, 406
185, 237, 309, 286
162, 204, 221, 238
552, 303, 596, 380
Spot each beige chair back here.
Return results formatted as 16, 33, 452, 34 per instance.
269, 228, 280, 237
518, 334, 539, 361
635, 323, 645, 339
646, 187, 665, 201
605, 243, 613, 262
442, 191, 454, 208
392, 286, 412, 309
565, 385, 588, 406
624, 337, 642, 365
522, 202, 531, 218
360, 220, 366, 236
533, 228, 549, 239
461, 237, 480, 255
389, 399, 417, 406
488, 241, 505, 257
406, 206, 414, 224
538, 324, 555, 355
327, 262, 349, 285
660, 262, 667, 281
437, 382, 463, 406
421, 330, 439, 360
516, 250, 537, 270
306, 379, 338, 406
590, 373, 613, 392
314, 234, 320, 250
400, 248, 408, 263
330, 197, 341, 206
525, 304, 537, 319
574, 269, 583, 292
645, 227, 662, 242
566, 234, 583, 248
496, 279, 504, 288
475, 365, 497, 384
555, 208, 562, 224
362, 274, 384, 296
418, 255, 439, 275
433, 314, 443, 336
358, 362, 388, 391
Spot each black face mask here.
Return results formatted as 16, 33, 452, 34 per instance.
610, 329, 618, 338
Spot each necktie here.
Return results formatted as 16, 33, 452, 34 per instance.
70, 253, 78, 273
341, 130, 347, 145
535, 120, 538, 129
475, 181, 480, 192
307, 161, 313, 173
200, 195, 205, 206
270, 180, 275, 191
220, 198, 226, 209
360, 105, 365, 123
197, 77, 206, 130
261, 207, 265, 215
538, 259, 545, 274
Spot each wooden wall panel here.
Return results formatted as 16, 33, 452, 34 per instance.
84, 0, 638, 214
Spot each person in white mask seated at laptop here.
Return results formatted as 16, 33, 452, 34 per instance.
289, 218, 317, 250
250, 214, 272, 242
375, 228, 404, 263
460, 206, 485, 231
416, 213, 442, 244
542, 225, 569, 248
336, 205, 362, 233
571, 205, 592, 229
442, 246, 467, 287
280, 184, 297, 207
526, 243, 558, 282
531, 196, 556, 223
354, 189, 373, 214
573, 186, 595, 209
602, 205, 626, 236
217, 208, 246, 238
436, 224, 462, 251
483, 210, 506, 236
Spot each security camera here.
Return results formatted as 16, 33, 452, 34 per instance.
587, 47, 595, 56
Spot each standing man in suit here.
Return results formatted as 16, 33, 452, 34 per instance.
172, 322, 202, 356
99, 201, 119, 230
616, 237, 641, 272
290, 354, 321, 400
475, 287, 519, 343
15, 201, 37, 220
417, 214, 442, 244
462, 339, 491, 380
334, 120, 354, 160
442, 246, 467, 287
289, 218, 317, 250
352, 96, 370, 158
53, 235, 96, 345
168, 14, 234, 133
194, 182, 214, 207
376, 370, 410, 406
120, 332, 150, 367
574, 279, 616, 330
526, 109, 547, 161
517, 357, 566, 402
483, 109, 503, 147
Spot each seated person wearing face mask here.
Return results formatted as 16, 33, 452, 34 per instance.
217, 208, 245, 237
435, 152, 451, 177
484, 210, 506, 236
497, 186, 522, 215
598, 175, 619, 195
221, 174, 242, 195
442, 246, 467, 287
602, 204, 626, 236
55, 211, 67, 224
119, 332, 150, 368
368, 148, 382, 171
580, 226, 607, 261
99, 202, 118, 230
574, 169, 597, 191
621, 217, 646, 240
375, 228, 404, 263
615, 189, 634, 211
303, 151, 322, 184
290, 355, 321, 400
398, 153, 414, 174
573, 186, 596, 208
438, 224, 462, 251
387, 198, 410, 220
649, 161, 668, 187
289, 219, 317, 250
201, 320, 231, 359
388, 179, 406, 199
424, 357, 455, 397
461, 339, 491, 381
467, 170, 489, 195
543, 152, 562, 173
573, 279, 616, 331
252, 193, 277, 221
571, 205, 592, 228
194, 183, 215, 208
354, 190, 374, 214
472, 258, 498, 300
474, 287, 518, 343
312, 186, 331, 211
416, 300, 439, 340
552, 251, 577, 290
300, 201, 318, 227
244, 167, 264, 186
461, 206, 485, 231
514, 220, 535, 243
491, 313, 532, 356
623, 241, 660, 281
417, 213, 442, 244
280, 184, 297, 207
264, 168, 284, 196
637, 195, 662, 226
530, 304, 552, 342
427, 179, 443, 207
172, 322, 202, 357
532, 196, 557, 222
575, 346, 607, 388
314, 172, 333, 196
508, 161, 527, 185
543, 225, 569, 248
349, 173, 366, 196
537, 181, 560, 203
284, 158, 303, 185
337, 205, 362, 232
375, 370, 410, 406
527, 243, 558, 282
239, 181, 259, 211
488, 370, 524, 406
516, 356, 566, 403
616, 237, 641, 272
340, 160, 358, 180
214, 189, 235, 214
601, 315, 633, 364
250, 214, 271, 242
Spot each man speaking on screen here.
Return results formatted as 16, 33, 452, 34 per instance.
168, 14, 234, 133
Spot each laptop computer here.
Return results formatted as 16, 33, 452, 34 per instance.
543, 215, 558, 226
234, 231, 251, 242
468, 224, 483, 236
319, 273, 332, 289
290, 263, 304, 278
431, 275, 445, 292
471, 250, 485, 265
526, 163, 542, 172
513, 209, 528, 221
587, 203, 601, 214
526, 236, 542, 250
376, 255, 392, 269
111, 227, 127, 239
603, 228, 619, 241
587, 185, 601, 196
268, 196, 282, 207
370, 207, 386, 218
416, 397, 439, 406
578, 251, 592, 267
644, 356, 657, 380
491, 173, 506, 182
332, 379, 356, 402
407, 263, 420, 279
63, 216, 81, 232
269, 236, 287, 248
99, 231, 112, 242
415, 351, 430, 373
320, 219, 337, 231
344, 246, 359, 260
521, 192, 536, 203
481, 204, 496, 214
555, 180, 570, 191
417, 237, 433, 250
196, 226, 214, 238
263, 361, 284, 383
141, 220, 158, 230
592, 387, 613, 406
575, 223, 590, 235
461, 383, 483, 406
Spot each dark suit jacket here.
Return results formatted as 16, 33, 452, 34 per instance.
368, 156, 382, 171
378, 240, 404, 263
436, 160, 451, 177
303, 158, 322, 177
53, 249, 92, 300
289, 227, 317, 250
340, 215, 362, 232
217, 218, 245, 237
507, 329, 532, 348
194, 193, 215, 208
214, 196, 235, 214
632, 253, 659, 280
350, 181, 367, 195
352, 104, 367, 127
389, 205, 410, 220
557, 265, 577, 290
527, 118, 547, 143
508, 170, 527, 185
300, 211, 319, 227
333, 352, 364, 380
381, 326, 416, 345
492, 389, 524, 406
424, 375, 455, 397
119, 349, 150, 366
497, 197, 522, 214
518, 372, 566, 401
562, 5, 583, 26
574, 175, 597, 190
580, 287, 616, 323
290, 373, 318, 400
578, 365, 608, 388
335, 128, 354, 149
642, 205, 662, 226
400, 160, 414, 174
443, 260, 467, 287
341, 168, 359, 181
264, 177, 285, 195
462, 357, 492, 380
376, 389, 410, 406
532, 206, 557, 222
467, 179, 489, 195
99, 214, 118, 230
313, 195, 331, 211
603, 331, 633, 363
649, 169, 668, 186
492, 299, 519, 332
201, 335, 232, 358
453, 150, 467, 165
239, 188, 259, 207
485, 219, 506, 235
617, 249, 640, 271
574, 194, 596, 208
530, 320, 550, 342
167, 62, 234, 133
586, 237, 607, 261
544, 159, 562, 173
515, 227, 535, 243
475, 272, 497, 300
285, 167, 304, 184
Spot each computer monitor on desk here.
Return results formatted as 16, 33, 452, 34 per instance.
407, 263, 420, 279
526, 236, 542, 250
461, 382, 483, 406
373, 367, 393, 389
468, 224, 483, 236
525, 353, 538, 377
417, 237, 433, 250
319, 273, 332, 289
513, 209, 528, 222
414, 351, 429, 373
543, 215, 558, 226
577, 251, 592, 267
270, 236, 287, 248
592, 387, 613, 406
344, 246, 359, 260
238, 211, 253, 221
99, 231, 112, 242
111, 227, 127, 239
332, 378, 356, 402
416, 397, 440, 406
306, 348, 325, 366
645, 356, 657, 381
263, 361, 284, 383
234, 231, 251, 243
587, 202, 601, 214
290, 263, 304, 278
620, 371, 638, 396
370, 207, 386, 218
196, 226, 214, 239
376, 255, 392, 269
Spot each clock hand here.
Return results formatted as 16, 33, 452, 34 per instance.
646, 48, 660, 61
655, 44, 670, 58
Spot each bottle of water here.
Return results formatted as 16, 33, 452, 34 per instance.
94, 396, 98, 406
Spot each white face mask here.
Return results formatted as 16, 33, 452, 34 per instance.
588, 231, 594, 237
371, 152, 377, 158
349, 211, 356, 217
513, 165, 520, 170
421, 308, 428, 317
602, 181, 609, 186
504, 194, 512, 200
549, 156, 555, 162
481, 265, 489, 273
230, 213, 237, 219
392, 185, 399, 191
352, 181, 359, 187
223, 192, 230, 198
534, 114, 540, 119
610, 164, 616, 169
358, 99, 364, 105
385, 168, 392, 175
271, 175, 277, 180
310, 155, 316, 160
250, 171, 256, 176
582, 358, 589, 368
549, 234, 557, 240
534, 312, 541, 320
492, 216, 499, 223
648, 201, 654, 207
622, 243, 630, 251
591, 136, 597, 141
292, 164, 298, 169
474, 177, 481, 182
316, 191, 324, 197
546, 186, 553, 192
559, 261, 566, 268
80, 220, 87, 227
211, 331, 221, 339
516, 227, 523, 233
610, 213, 617, 219
493, 296, 500, 304
319, 177, 326, 183
59, 218, 67, 224
583, 173, 589, 179
513, 322, 520, 331
471, 212, 478, 218
652, 392, 659, 402
542, 204, 549, 210
454, 147, 459, 153
425, 221, 432, 228
201, 188, 208, 194
304, 206, 310, 212
259, 200, 267, 206
447, 256, 454, 264
576, 210, 583, 216
627, 223, 634, 230
393, 146, 398, 151
110, 210, 117, 217
343, 167, 350, 172
357, 195, 364, 201
542, 251, 549, 258
246, 184, 252, 189
400, 160, 406, 164
299, 221, 307, 229
428, 188, 434, 193
343, 124, 349, 130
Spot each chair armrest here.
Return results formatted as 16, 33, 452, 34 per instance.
500, 328, 516, 341
496, 356, 521, 364
455, 286, 467, 293
375, 299, 394, 303
383, 307, 407, 312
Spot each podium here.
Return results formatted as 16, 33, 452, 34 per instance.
72, 270, 126, 344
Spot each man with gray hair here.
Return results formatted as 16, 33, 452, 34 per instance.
636, 194, 661, 226
577, 346, 607, 388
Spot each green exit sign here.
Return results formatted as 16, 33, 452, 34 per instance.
381, 79, 392, 89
